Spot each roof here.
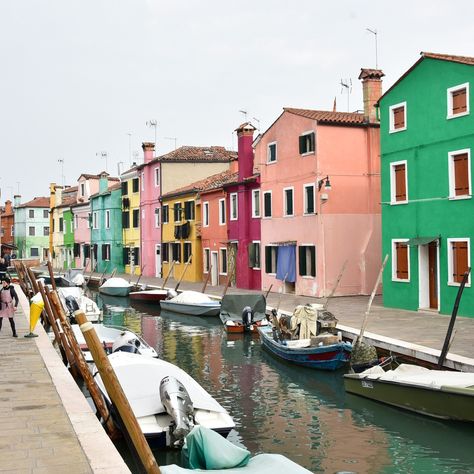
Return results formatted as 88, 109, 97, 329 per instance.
56, 195, 77, 209
78, 173, 119, 182
284, 107, 367, 125
162, 169, 239, 199
89, 181, 122, 199
16, 196, 50, 209
379, 51, 474, 103
158, 146, 237, 163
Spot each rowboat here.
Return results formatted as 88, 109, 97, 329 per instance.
344, 363, 474, 421
160, 290, 221, 317
129, 288, 169, 302
98, 277, 134, 297
58, 287, 102, 322
219, 293, 268, 333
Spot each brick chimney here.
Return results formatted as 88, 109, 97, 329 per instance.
235, 122, 256, 181
4, 200, 12, 214
359, 68, 384, 123
142, 142, 155, 164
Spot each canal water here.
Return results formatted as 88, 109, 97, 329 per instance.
93, 291, 474, 473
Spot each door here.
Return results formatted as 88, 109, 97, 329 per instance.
211, 252, 218, 286
428, 242, 438, 309
155, 244, 161, 278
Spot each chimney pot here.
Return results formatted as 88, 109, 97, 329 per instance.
359, 68, 384, 123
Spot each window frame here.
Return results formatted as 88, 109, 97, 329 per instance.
252, 189, 261, 218
391, 239, 410, 282
249, 241, 261, 270
448, 237, 471, 287
154, 167, 160, 187
447, 82, 470, 120
283, 186, 294, 217
389, 101, 407, 133
299, 130, 315, 156
184, 200, 195, 221
298, 244, 316, 278
230, 193, 238, 221
218, 198, 226, 225
219, 247, 228, 275
263, 191, 272, 218
132, 209, 139, 228
132, 177, 139, 194
448, 148, 471, 200
43, 209, 49, 219
92, 212, 98, 230
162, 205, 169, 224
390, 160, 408, 205
202, 201, 209, 227
30, 247, 39, 258
43, 226, 49, 237
303, 183, 316, 215
203, 248, 211, 273
265, 245, 278, 275
105, 210, 110, 229
29, 209, 34, 219
154, 207, 161, 228
267, 141, 277, 164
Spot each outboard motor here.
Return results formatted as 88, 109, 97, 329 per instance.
166, 289, 178, 300
112, 332, 141, 354
241, 306, 254, 331
160, 376, 194, 447
65, 296, 80, 323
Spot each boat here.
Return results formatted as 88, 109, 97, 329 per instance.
94, 352, 235, 447
219, 293, 268, 333
129, 288, 169, 302
257, 304, 351, 370
34, 267, 85, 287
160, 290, 221, 317
58, 287, 102, 322
98, 277, 134, 296
344, 363, 474, 421
71, 323, 158, 362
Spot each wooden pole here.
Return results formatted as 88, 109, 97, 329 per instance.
201, 264, 212, 294
161, 260, 176, 289
134, 265, 146, 290
86, 260, 98, 286
37, 281, 61, 346
221, 263, 236, 297
324, 260, 347, 310
264, 284, 273, 299
174, 255, 193, 292
110, 268, 117, 279
74, 311, 161, 474
20, 262, 34, 298
99, 263, 109, 286
47, 260, 57, 291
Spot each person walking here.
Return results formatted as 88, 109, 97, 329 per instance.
0, 258, 7, 281
0, 278, 18, 337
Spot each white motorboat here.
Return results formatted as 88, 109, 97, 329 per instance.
71, 324, 158, 362
58, 287, 102, 322
94, 352, 234, 447
99, 277, 134, 296
160, 290, 221, 317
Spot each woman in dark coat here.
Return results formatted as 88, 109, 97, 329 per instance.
0, 278, 18, 337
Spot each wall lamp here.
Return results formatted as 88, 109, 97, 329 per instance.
318, 176, 332, 191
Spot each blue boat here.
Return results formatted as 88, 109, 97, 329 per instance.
257, 325, 352, 371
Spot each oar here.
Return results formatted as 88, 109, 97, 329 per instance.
134, 265, 146, 290
174, 254, 193, 292
201, 264, 212, 293
221, 263, 236, 297
324, 260, 347, 310
161, 260, 176, 289
265, 284, 273, 299
99, 262, 109, 286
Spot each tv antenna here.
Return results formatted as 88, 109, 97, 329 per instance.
340, 78, 352, 112
96, 151, 108, 172
165, 137, 178, 150
238, 109, 248, 121
366, 28, 378, 69
57, 159, 65, 186
146, 119, 158, 151
252, 117, 261, 132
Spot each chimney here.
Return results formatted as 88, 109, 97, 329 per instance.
142, 142, 155, 164
235, 122, 256, 181
5, 200, 12, 214
13, 195, 21, 207
99, 171, 109, 194
359, 68, 384, 123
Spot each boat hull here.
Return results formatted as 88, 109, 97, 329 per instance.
99, 286, 132, 297
130, 290, 168, 302
344, 374, 474, 421
258, 327, 351, 371
160, 301, 220, 317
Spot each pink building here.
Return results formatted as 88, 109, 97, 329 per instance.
256, 69, 383, 297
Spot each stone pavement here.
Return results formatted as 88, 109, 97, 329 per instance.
0, 287, 129, 474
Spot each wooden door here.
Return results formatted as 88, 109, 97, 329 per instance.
428, 242, 438, 309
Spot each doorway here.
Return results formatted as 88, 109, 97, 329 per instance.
155, 244, 161, 278
211, 251, 218, 286
418, 241, 439, 310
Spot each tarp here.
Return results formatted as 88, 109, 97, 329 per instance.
220, 293, 266, 323
276, 245, 296, 282
406, 236, 439, 246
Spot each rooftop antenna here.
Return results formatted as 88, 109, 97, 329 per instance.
238, 109, 248, 122
146, 119, 158, 152
127, 133, 132, 166
165, 137, 178, 150
96, 151, 108, 172
366, 28, 378, 69
252, 117, 261, 132
57, 159, 65, 186
132, 150, 139, 165
117, 161, 124, 175
340, 78, 352, 112
16, 182, 20, 194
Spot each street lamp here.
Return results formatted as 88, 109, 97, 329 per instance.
318, 176, 331, 191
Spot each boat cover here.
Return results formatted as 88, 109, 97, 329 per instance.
360, 364, 474, 389
100, 277, 132, 289
220, 293, 266, 322
171, 291, 215, 304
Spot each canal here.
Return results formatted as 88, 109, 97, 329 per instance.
92, 291, 474, 473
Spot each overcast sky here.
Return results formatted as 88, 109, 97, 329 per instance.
1, 1, 473, 202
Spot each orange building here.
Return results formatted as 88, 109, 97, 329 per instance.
1, 200, 15, 253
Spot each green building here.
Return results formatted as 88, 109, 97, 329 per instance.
90, 173, 124, 273
380, 52, 474, 316
63, 208, 75, 269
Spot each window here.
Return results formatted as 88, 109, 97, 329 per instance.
74, 214, 78, 229
30, 247, 39, 257
141, 172, 145, 192
132, 178, 139, 193
87, 213, 91, 229
265, 246, 278, 274
29, 226, 35, 236
219, 199, 226, 225
184, 242, 192, 263
132, 209, 139, 228
390, 161, 408, 204
184, 201, 195, 220
92, 213, 98, 230
121, 181, 128, 195
263, 191, 272, 218
392, 239, 410, 282
162, 243, 169, 262
155, 167, 160, 187
11, 226, 14, 236
267, 142, 277, 163
304, 184, 315, 214
252, 189, 260, 218
248, 241, 260, 269
230, 193, 238, 220
204, 248, 210, 272
448, 239, 470, 285
219, 248, 228, 274
122, 211, 130, 228
162, 205, 169, 224
43, 226, 49, 236
43, 210, 49, 219
105, 210, 110, 229
284, 187, 294, 216
171, 242, 181, 263
448, 83, 469, 118
203, 202, 209, 227
155, 208, 160, 227
80, 183, 86, 196
389, 102, 407, 132
299, 131, 315, 155
102, 244, 111, 261
449, 149, 471, 198
29, 209, 34, 218
299, 245, 316, 277
173, 202, 182, 222
59, 217, 64, 232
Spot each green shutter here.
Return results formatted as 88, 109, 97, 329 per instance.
248, 243, 255, 268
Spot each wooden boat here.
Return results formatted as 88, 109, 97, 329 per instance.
57, 287, 102, 322
219, 293, 268, 333
344, 363, 474, 421
160, 290, 221, 317
94, 352, 235, 447
98, 277, 134, 296
129, 288, 168, 302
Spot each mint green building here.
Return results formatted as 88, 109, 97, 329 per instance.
90, 173, 124, 273
63, 208, 75, 269
380, 52, 474, 316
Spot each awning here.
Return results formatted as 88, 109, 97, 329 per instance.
0, 243, 17, 250
407, 236, 439, 246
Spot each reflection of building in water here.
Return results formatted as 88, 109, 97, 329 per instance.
141, 316, 161, 354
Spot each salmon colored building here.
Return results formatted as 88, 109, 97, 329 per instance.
256, 68, 383, 297
0, 200, 15, 250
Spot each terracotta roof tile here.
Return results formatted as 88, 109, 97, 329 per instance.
16, 197, 50, 208
284, 107, 366, 125
422, 51, 474, 66
159, 146, 237, 163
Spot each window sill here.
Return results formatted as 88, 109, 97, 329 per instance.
303, 212, 316, 216
266, 161, 277, 165
283, 214, 295, 218
252, 267, 261, 271
262, 216, 272, 220
252, 215, 261, 219
390, 200, 408, 206
448, 281, 471, 288
219, 272, 228, 276
447, 111, 470, 120
392, 278, 410, 283
267, 273, 277, 276
448, 195, 471, 201
219, 223, 226, 226
389, 127, 407, 134
301, 275, 315, 279
300, 151, 315, 157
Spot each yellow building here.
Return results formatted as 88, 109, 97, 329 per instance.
121, 165, 141, 275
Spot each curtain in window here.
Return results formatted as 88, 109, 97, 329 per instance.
276, 245, 296, 282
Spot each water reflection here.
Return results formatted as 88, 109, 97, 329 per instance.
92, 291, 474, 473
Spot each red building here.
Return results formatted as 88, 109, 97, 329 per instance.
1, 200, 15, 253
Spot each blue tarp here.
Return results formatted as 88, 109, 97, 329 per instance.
276, 245, 296, 282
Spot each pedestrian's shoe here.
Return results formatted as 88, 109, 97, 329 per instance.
12, 332, 17, 338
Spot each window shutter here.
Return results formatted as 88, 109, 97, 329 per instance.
393, 106, 405, 129
306, 186, 314, 213
396, 243, 408, 279
453, 241, 468, 283
394, 164, 407, 201
264, 193, 272, 217
101, 244, 106, 259
299, 135, 305, 154
265, 247, 272, 273
452, 89, 467, 114
309, 246, 316, 277
298, 246, 306, 276
453, 153, 469, 196
248, 243, 255, 268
